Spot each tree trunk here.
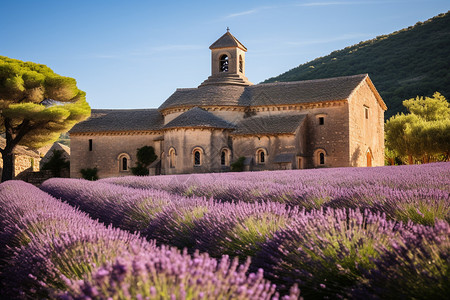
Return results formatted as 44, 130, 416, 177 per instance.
1, 151, 15, 182
408, 155, 413, 165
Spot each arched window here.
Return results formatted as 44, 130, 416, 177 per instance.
314, 149, 326, 167
239, 55, 243, 73
118, 153, 131, 172
192, 147, 204, 166
256, 148, 267, 164
168, 148, 176, 168
194, 151, 201, 166
221, 149, 230, 166
220, 54, 229, 72
122, 157, 128, 171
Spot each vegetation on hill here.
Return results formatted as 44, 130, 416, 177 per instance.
264, 12, 450, 119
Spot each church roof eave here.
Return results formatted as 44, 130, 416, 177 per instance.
163, 107, 236, 130
209, 31, 247, 51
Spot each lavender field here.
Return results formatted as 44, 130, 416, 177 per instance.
1, 163, 449, 299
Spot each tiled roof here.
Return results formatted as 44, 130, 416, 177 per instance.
159, 74, 368, 111
70, 109, 164, 133
0, 137, 40, 158
159, 85, 250, 110
232, 114, 307, 135
209, 31, 247, 51
273, 153, 296, 163
163, 107, 236, 130
248, 74, 368, 106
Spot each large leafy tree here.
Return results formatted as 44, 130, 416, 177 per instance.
0, 56, 90, 182
385, 92, 449, 164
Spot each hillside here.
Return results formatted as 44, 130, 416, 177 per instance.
264, 12, 450, 119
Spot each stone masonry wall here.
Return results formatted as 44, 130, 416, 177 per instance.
163, 128, 232, 175
70, 133, 162, 179
348, 80, 385, 167
232, 134, 298, 171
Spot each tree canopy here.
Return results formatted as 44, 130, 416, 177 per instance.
0, 55, 90, 181
385, 92, 450, 164
131, 146, 157, 176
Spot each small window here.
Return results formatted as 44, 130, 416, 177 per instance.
319, 117, 324, 125
256, 148, 267, 164
220, 54, 229, 72
122, 157, 128, 171
314, 149, 326, 167
194, 150, 201, 166
364, 106, 369, 119
221, 150, 226, 165
118, 153, 131, 172
221, 149, 230, 166
169, 148, 176, 168
319, 153, 325, 165
239, 55, 243, 73
89, 139, 93, 151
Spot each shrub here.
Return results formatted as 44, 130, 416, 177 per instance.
230, 156, 246, 172
41, 149, 70, 177
80, 167, 98, 181
131, 146, 157, 176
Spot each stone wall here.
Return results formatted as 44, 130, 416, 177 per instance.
70, 132, 162, 178
0, 153, 40, 179
232, 134, 298, 171
163, 128, 232, 174
348, 80, 385, 167
247, 103, 350, 168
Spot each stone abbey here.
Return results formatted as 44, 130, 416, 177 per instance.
70, 31, 386, 178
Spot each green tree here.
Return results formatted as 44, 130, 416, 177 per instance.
385, 92, 449, 164
41, 149, 70, 177
131, 146, 157, 176
0, 56, 90, 182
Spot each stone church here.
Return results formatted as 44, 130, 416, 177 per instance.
70, 30, 387, 179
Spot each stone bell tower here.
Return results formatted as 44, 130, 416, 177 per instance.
199, 29, 252, 87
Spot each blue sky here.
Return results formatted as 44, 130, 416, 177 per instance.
1, 0, 448, 109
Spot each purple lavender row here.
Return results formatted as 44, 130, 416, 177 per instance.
254, 208, 449, 298
102, 163, 450, 192
101, 163, 450, 225
0, 181, 299, 299
41, 178, 449, 299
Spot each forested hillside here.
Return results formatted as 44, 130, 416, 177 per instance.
264, 12, 450, 119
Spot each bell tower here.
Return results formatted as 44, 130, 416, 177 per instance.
199, 29, 252, 87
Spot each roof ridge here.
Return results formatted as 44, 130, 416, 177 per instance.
255, 73, 368, 87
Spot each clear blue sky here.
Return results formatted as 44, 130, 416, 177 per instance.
1, 0, 448, 109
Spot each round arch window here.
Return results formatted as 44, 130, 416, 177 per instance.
118, 153, 131, 172
256, 148, 267, 164
220, 54, 229, 72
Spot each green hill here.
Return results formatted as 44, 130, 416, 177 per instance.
264, 12, 450, 119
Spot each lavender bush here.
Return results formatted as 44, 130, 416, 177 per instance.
0, 181, 299, 299
41, 178, 175, 231
61, 247, 299, 300
254, 208, 402, 298
102, 163, 450, 225
353, 220, 450, 299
